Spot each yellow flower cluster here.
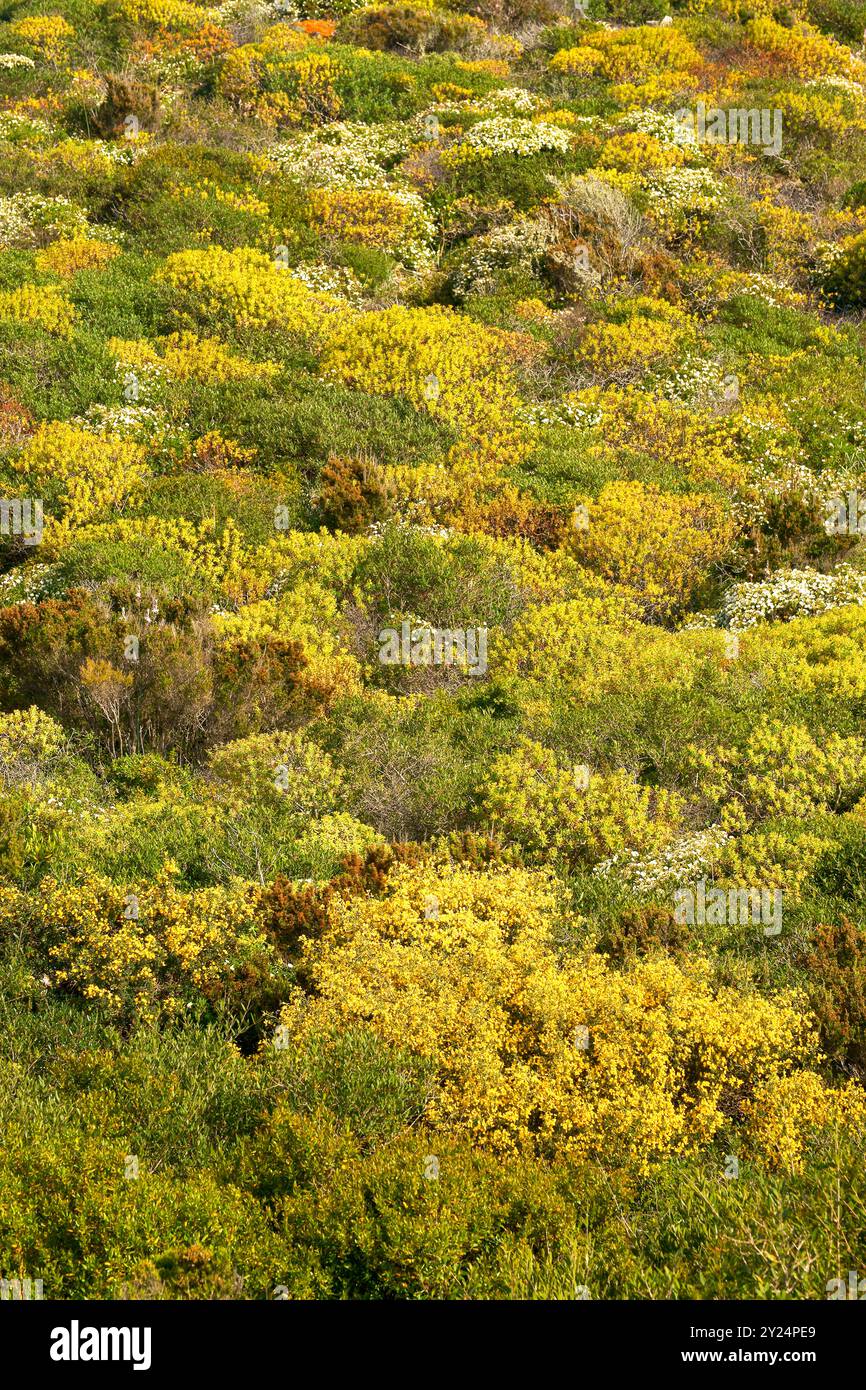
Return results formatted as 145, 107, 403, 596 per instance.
155, 247, 340, 337
495, 593, 678, 705
212, 585, 363, 707
772, 86, 866, 141
0, 706, 65, 786
456, 58, 510, 78
551, 25, 702, 85
0, 873, 270, 1021
280, 859, 840, 1167
169, 178, 271, 219
0, 284, 75, 337
13, 421, 148, 528
576, 386, 744, 488
114, 0, 217, 33
244, 527, 369, 597
570, 480, 735, 618
109, 331, 279, 383
321, 304, 531, 479
749, 607, 866, 704
10, 15, 74, 63
278, 52, 343, 125
483, 737, 683, 864
309, 186, 418, 255
217, 38, 340, 127
578, 298, 698, 381
597, 131, 687, 173
744, 1072, 866, 1173
689, 721, 866, 820
752, 197, 814, 279
189, 430, 257, 470
718, 824, 835, 900
745, 17, 865, 81
35, 236, 119, 278
208, 728, 344, 815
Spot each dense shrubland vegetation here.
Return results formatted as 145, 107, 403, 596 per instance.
1, 0, 866, 1300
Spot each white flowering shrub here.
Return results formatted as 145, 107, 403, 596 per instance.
721, 565, 866, 629
464, 117, 572, 156
596, 827, 731, 895
271, 122, 409, 188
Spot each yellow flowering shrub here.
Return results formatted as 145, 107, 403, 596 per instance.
244, 528, 369, 598
207, 729, 344, 816
575, 387, 744, 488
109, 331, 279, 383
551, 26, 702, 85
155, 247, 340, 337
717, 826, 835, 900
114, 0, 217, 33
578, 311, 697, 381
482, 737, 683, 864
752, 197, 815, 279
688, 721, 866, 820
745, 17, 865, 81
57, 513, 249, 594
749, 607, 866, 704
773, 86, 866, 142
495, 600, 721, 715
218, 40, 341, 126
281, 859, 832, 1166
12, 421, 148, 528
35, 236, 119, 278
496, 593, 637, 688
0, 707, 65, 786
10, 15, 74, 63
321, 304, 531, 480
570, 481, 735, 619
59, 516, 364, 606
308, 186, 430, 263
169, 177, 270, 220
456, 57, 511, 78
0, 284, 75, 337
212, 585, 363, 707
597, 132, 686, 173
294, 810, 385, 865
579, 296, 697, 373
744, 1072, 866, 1172
0, 873, 271, 1021
513, 297, 554, 322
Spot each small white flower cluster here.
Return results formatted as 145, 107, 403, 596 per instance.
271, 122, 408, 189
75, 402, 163, 440
721, 564, 866, 630
595, 826, 730, 895
450, 214, 554, 299
214, 0, 294, 23
367, 520, 452, 540
0, 192, 90, 249
519, 393, 602, 430
625, 107, 697, 147
0, 110, 54, 142
291, 261, 365, 304
677, 612, 719, 631
720, 271, 803, 309
0, 53, 35, 69
731, 460, 863, 529
659, 354, 734, 408
478, 87, 542, 116
463, 117, 572, 157
648, 166, 724, 214
0, 563, 54, 606
806, 74, 866, 99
